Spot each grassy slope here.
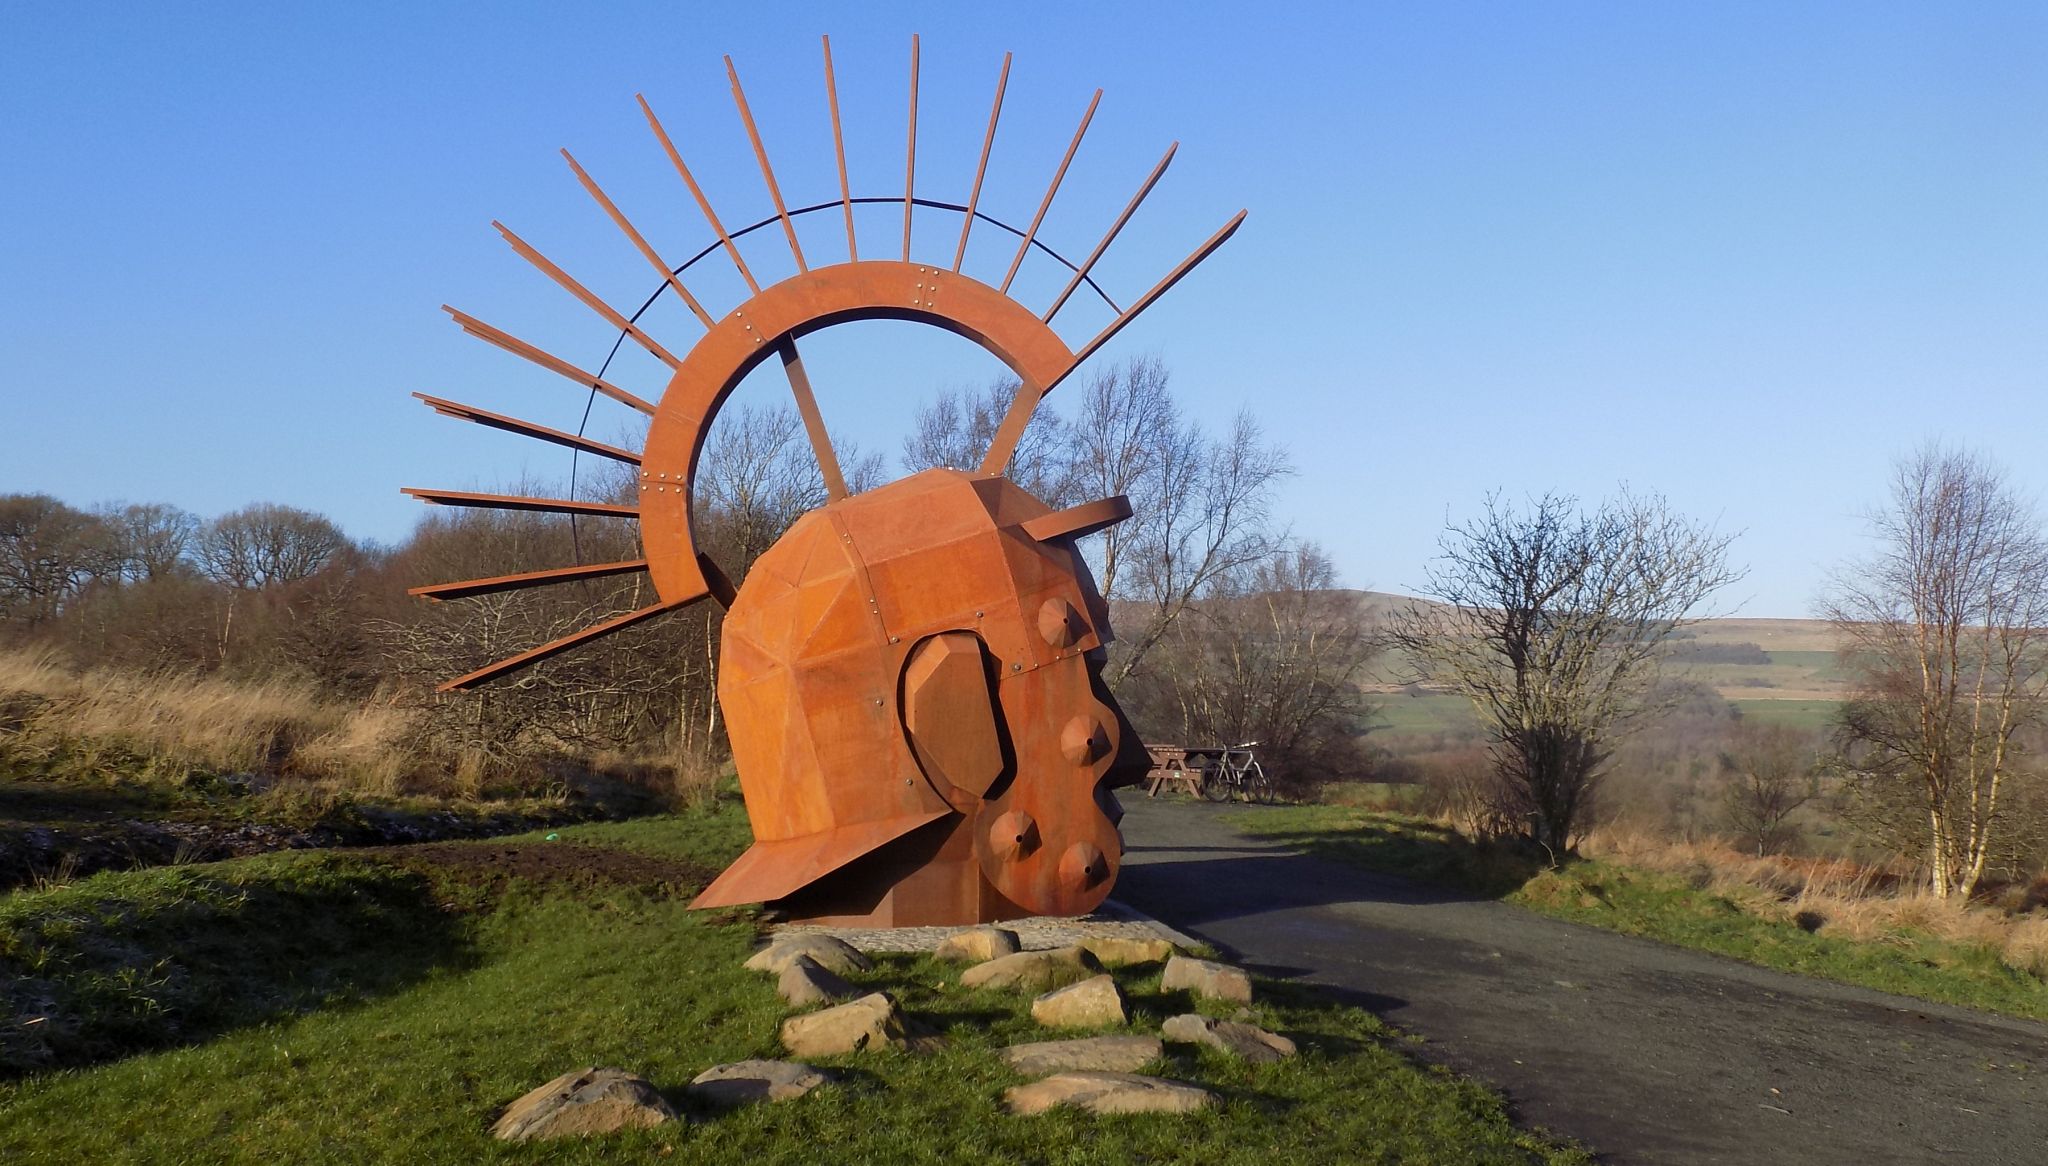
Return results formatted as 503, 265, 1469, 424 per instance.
0, 804, 1587, 1165
1234, 807, 2048, 1022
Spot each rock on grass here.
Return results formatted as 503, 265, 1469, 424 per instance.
1080, 936, 1179, 966
745, 935, 873, 977
1162, 1013, 1297, 1063
1162, 955, 1253, 1003
687, 1060, 828, 1106
778, 954, 859, 1007
1003, 1071, 1215, 1116
959, 946, 1102, 992
490, 1067, 677, 1141
999, 1035, 1163, 1075
1030, 974, 1129, 1028
934, 926, 1022, 963
779, 992, 915, 1057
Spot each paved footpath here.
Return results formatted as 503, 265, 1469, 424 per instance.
1113, 797, 2048, 1166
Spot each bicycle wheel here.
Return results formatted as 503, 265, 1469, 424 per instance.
1201, 772, 1236, 802
1246, 765, 1279, 805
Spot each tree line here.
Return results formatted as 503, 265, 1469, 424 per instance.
0, 358, 1377, 796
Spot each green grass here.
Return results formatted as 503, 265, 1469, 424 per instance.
1233, 806, 2048, 1021
0, 803, 1588, 1164
1, 853, 466, 1074
1370, 694, 1480, 735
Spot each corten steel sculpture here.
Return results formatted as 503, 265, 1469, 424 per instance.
404, 37, 1243, 925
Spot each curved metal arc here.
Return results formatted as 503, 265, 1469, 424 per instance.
634, 260, 1080, 608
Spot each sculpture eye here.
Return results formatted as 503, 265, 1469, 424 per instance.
900, 632, 1005, 802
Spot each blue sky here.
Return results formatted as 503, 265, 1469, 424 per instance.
3, 2, 2044, 617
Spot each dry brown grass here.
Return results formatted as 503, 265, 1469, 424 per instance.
0, 650, 726, 810
1580, 820, 2048, 978
0, 648, 439, 795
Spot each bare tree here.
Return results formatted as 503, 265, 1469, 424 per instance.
1065, 357, 1174, 601
1390, 490, 1741, 856
105, 502, 199, 582
1131, 541, 1376, 794
696, 403, 886, 574
903, 377, 1077, 505
0, 494, 120, 627
1825, 444, 2048, 898
1111, 410, 1290, 686
906, 360, 1290, 689
194, 503, 349, 590
1721, 721, 1817, 856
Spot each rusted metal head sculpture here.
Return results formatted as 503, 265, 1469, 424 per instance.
405, 37, 1242, 925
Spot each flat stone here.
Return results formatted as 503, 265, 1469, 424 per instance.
1161, 1013, 1297, 1064
1080, 936, 1179, 966
778, 954, 859, 1007
933, 926, 1022, 963
1161, 955, 1253, 1003
687, 1060, 829, 1105
746, 935, 874, 977
1030, 974, 1129, 1028
1000, 1035, 1164, 1075
490, 1066, 678, 1141
959, 945, 1103, 992
1003, 1071, 1216, 1116
779, 991, 912, 1057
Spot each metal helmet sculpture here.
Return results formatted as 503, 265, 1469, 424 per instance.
405, 37, 1243, 925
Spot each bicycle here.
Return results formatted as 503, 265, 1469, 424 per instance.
1199, 741, 1277, 804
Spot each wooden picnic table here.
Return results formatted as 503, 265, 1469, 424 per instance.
1144, 744, 1228, 797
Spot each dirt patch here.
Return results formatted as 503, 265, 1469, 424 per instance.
370, 841, 718, 901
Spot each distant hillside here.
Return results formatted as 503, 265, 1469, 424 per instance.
1349, 591, 1846, 707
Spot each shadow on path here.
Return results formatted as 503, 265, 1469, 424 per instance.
1115, 798, 2048, 1166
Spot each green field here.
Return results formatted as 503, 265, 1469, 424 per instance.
1367, 693, 1840, 740
0, 803, 1588, 1165
1369, 693, 1479, 736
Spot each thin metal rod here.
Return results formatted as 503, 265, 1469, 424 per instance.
638, 93, 760, 295
999, 89, 1102, 294
494, 222, 682, 368
977, 376, 1046, 478
443, 307, 656, 415
401, 488, 640, 519
821, 36, 857, 262
410, 559, 649, 602
1060, 209, 1248, 376
725, 55, 807, 273
902, 33, 919, 263
776, 340, 848, 501
440, 598, 692, 691
954, 52, 1011, 272
697, 552, 738, 610
653, 196, 1117, 312
1044, 142, 1177, 323
413, 393, 641, 464
984, 209, 1247, 472
562, 149, 715, 328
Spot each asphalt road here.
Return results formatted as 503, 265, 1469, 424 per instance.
1112, 797, 2048, 1166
